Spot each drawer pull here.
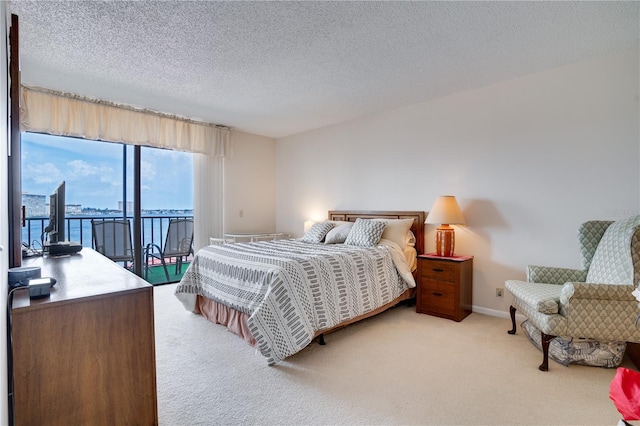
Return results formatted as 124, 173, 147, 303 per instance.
431, 292, 444, 297
432, 268, 444, 272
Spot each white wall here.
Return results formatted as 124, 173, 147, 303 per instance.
275, 48, 640, 316
224, 130, 276, 234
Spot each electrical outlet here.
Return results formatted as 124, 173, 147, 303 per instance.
496, 288, 504, 297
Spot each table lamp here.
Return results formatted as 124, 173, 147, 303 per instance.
425, 195, 465, 257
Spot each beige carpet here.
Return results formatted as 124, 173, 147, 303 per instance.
154, 283, 632, 425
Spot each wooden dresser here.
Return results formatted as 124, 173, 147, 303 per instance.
11, 249, 158, 425
416, 254, 473, 322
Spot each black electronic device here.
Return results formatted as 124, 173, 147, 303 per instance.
43, 181, 82, 255
44, 181, 66, 243
45, 241, 83, 256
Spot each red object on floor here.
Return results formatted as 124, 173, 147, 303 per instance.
610, 367, 640, 420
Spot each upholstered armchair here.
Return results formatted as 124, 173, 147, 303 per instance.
505, 216, 640, 371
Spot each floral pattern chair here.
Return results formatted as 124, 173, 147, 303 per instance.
505, 215, 640, 371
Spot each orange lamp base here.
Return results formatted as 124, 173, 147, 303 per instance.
435, 225, 455, 257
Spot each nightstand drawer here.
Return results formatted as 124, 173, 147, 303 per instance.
419, 281, 455, 316
420, 262, 457, 283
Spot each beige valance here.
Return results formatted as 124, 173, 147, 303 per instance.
20, 85, 232, 157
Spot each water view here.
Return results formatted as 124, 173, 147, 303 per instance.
22, 213, 193, 250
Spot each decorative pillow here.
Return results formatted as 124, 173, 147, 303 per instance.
344, 218, 386, 247
521, 319, 625, 368
324, 223, 354, 244
301, 221, 335, 243
374, 218, 414, 248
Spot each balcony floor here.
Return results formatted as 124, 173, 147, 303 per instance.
145, 262, 190, 285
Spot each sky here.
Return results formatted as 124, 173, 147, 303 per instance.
21, 132, 194, 210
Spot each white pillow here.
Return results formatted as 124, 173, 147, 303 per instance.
344, 218, 386, 247
301, 221, 334, 243
324, 223, 354, 244
406, 230, 416, 247
373, 218, 415, 249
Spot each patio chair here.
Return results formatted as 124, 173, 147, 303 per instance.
144, 218, 194, 281
91, 219, 134, 269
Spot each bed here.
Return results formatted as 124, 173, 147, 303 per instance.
175, 210, 425, 365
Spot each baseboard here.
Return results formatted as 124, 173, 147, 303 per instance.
472, 305, 527, 322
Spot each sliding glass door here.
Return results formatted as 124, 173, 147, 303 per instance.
21, 132, 193, 284
139, 146, 194, 284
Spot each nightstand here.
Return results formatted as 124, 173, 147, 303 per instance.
416, 254, 473, 322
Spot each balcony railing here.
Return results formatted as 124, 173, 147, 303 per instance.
23, 214, 193, 249
22, 214, 193, 284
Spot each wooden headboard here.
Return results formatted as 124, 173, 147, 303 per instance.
327, 210, 426, 255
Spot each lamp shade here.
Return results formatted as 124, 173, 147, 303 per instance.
425, 196, 465, 225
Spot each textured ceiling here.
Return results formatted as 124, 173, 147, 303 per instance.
9, 1, 640, 138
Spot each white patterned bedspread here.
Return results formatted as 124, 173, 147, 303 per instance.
174, 239, 413, 364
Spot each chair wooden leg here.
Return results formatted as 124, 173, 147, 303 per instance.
508, 305, 517, 334
539, 332, 557, 372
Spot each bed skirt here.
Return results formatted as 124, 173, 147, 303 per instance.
195, 287, 415, 349
196, 296, 258, 346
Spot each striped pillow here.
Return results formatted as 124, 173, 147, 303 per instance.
344, 218, 385, 247
301, 221, 334, 243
